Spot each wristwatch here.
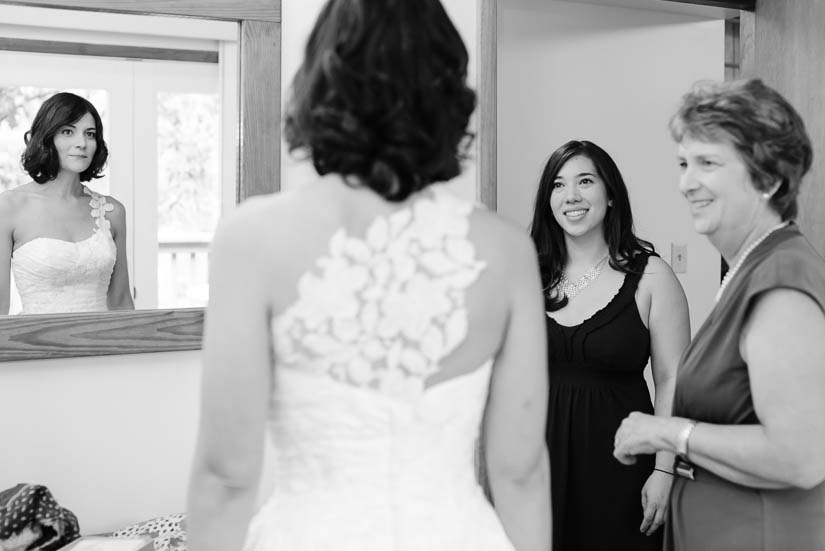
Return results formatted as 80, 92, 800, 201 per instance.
675, 420, 697, 458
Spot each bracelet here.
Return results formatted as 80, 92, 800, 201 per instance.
654, 468, 673, 476
676, 420, 697, 458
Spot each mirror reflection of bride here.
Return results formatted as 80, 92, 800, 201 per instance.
0, 92, 134, 315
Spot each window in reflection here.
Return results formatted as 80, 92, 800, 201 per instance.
157, 92, 220, 309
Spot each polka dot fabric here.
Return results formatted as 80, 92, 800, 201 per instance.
112, 513, 186, 551
0, 483, 80, 551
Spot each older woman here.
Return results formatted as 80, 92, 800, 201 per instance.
613, 78, 825, 550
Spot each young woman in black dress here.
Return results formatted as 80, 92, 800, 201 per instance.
530, 140, 690, 550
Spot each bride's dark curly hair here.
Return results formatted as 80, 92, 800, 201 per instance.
284, 0, 477, 202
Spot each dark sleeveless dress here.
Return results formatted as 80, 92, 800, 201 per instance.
546, 254, 662, 551
667, 224, 825, 550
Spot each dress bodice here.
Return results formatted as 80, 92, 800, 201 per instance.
545, 254, 651, 385
245, 186, 513, 550
11, 187, 116, 315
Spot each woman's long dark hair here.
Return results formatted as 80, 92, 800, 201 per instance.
529, 140, 655, 311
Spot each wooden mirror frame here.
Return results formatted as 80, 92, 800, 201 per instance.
0, 0, 282, 361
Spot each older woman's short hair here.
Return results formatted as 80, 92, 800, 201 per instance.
22, 92, 109, 184
283, 0, 476, 202
669, 78, 812, 221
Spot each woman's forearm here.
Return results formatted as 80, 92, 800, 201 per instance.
666, 420, 818, 489
489, 448, 551, 551
652, 377, 676, 471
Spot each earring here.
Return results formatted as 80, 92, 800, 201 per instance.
608, 200, 614, 207
762, 192, 771, 200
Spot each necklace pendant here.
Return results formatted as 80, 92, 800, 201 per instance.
560, 254, 608, 300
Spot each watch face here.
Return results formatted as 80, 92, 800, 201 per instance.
674, 457, 695, 480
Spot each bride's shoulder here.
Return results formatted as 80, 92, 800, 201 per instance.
211, 187, 315, 259
467, 206, 538, 267
1, 182, 38, 202
222, 186, 308, 233
0, 185, 34, 216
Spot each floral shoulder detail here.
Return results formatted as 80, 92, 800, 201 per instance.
272, 187, 486, 402
83, 186, 114, 234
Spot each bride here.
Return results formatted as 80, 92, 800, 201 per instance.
0, 92, 133, 315
186, 1, 551, 550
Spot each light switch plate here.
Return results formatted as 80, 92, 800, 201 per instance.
671, 243, 687, 273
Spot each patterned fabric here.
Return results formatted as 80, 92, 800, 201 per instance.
272, 186, 486, 402
112, 513, 186, 551
0, 483, 79, 551
10, 186, 116, 314
244, 186, 514, 550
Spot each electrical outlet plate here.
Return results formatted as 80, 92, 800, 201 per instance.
671, 243, 687, 273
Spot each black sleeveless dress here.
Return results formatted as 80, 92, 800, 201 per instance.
546, 255, 662, 551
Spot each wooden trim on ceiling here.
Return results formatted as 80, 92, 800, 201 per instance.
0, 37, 218, 63
0, 0, 280, 22
662, 0, 755, 11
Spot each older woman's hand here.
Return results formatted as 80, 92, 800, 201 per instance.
613, 411, 678, 465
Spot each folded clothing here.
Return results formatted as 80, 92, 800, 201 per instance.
112, 513, 186, 551
0, 483, 79, 551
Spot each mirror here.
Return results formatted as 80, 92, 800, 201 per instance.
0, 1, 280, 360
0, 60, 223, 313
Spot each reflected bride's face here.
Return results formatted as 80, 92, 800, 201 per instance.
53, 112, 97, 174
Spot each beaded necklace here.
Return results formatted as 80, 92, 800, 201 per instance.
715, 221, 789, 303
560, 254, 609, 300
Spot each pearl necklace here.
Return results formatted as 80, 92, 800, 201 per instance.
560, 255, 609, 300
715, 221, 789, 303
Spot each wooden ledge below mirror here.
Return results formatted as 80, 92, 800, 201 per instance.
0, 308, 204, 362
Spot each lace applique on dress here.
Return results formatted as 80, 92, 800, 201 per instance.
84, 186, 114, 235
271, 187, 486, 402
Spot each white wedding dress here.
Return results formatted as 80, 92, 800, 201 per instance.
11, 187, 116, 314
244, 186, 514, 550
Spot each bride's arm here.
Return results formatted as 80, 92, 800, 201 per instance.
0, 193, 14, 315
106, 197, 134, 310
484, 234, 551, 551
187, 209, 272, 551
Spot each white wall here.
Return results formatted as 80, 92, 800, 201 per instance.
281, 0, 480, 201
498, 0, 724, 332
0, 351, 200, 534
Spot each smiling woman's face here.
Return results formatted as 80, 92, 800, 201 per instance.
52, 112, 97, 175
676, 136, 764, 240
549, 154, 610, 239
